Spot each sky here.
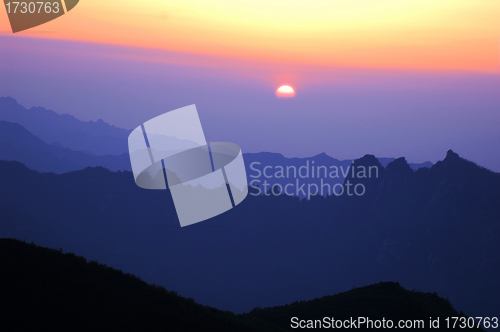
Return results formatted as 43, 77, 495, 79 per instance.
1, 1, 500, 171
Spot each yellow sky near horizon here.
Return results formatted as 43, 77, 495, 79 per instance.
1, 0, 499, 72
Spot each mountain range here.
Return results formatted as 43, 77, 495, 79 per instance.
0, 97, 130, 155
1, 97, 498, 323
0, 121, 130, 173
1, 149, 498, 319
0, 97, 434, 199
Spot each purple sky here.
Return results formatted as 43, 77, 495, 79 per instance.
1, 36, 499, 171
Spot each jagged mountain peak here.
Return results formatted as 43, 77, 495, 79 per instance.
444, 149, 460, 161
385, 157, 413, 174
353, 154, 381, 167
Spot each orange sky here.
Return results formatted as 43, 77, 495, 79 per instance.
1, 0, 500, 72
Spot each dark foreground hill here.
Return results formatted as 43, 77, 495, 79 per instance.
0, 239, 483, 331
0, 149, 499, 319
245, 282, 485, 331
0, 239, 267, 332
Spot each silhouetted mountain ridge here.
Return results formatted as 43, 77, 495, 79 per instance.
0, 97, 130, 155
0, 149, 498, 319
0, 238, 267, 332
0, 119, 435, 192
0, 239, 483, 331
245, 281, 483, 331
0, 121, 130, 173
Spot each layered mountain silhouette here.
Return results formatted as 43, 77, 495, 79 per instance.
245, 153, 431, 199
0, 121, 130, 173
0, 119, 432, 195
1, 150, 498, 320
0, 96, 433, 193
0, 239, 483, 331
0, 97, 130, 155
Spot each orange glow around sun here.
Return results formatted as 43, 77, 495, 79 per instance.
276, 85, 295, 97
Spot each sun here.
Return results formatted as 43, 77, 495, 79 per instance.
276, 85, 295, 97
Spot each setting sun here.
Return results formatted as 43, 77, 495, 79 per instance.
276, 85, 295, 97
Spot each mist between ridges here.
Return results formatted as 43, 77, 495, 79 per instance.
248, 161, 380, 199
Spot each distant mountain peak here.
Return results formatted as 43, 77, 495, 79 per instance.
385, 157, 413, 173
344, 154, 385, 189
379, 157, 414, 191
439, 149, 470, 169
355, 154, 380, 166
445, 149, 460, 160
0, 96, 18, 106
390, 156, 407, 164
430, 149, 499, 185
